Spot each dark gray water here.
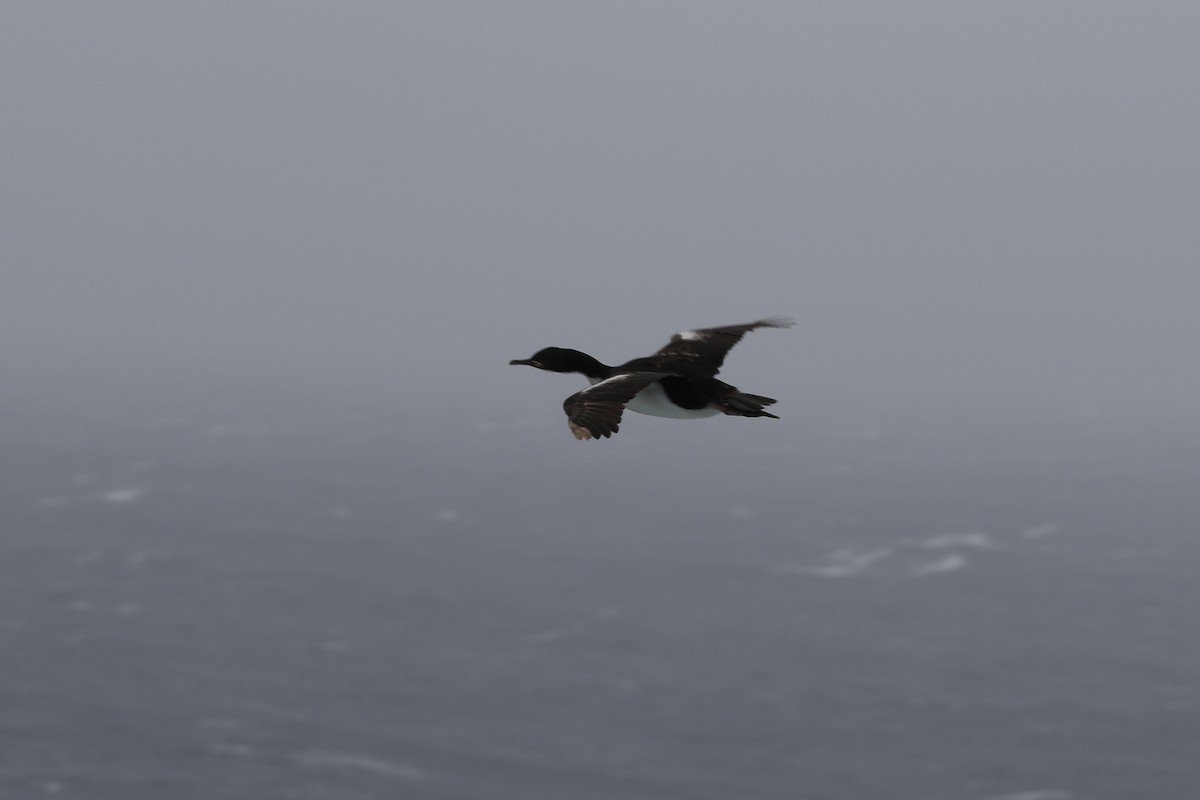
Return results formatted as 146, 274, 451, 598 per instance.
3, 395, 1198, 800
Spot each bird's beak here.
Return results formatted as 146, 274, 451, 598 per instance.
509, 358, 542, 368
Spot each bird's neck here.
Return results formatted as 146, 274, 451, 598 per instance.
568, 351, 613, 381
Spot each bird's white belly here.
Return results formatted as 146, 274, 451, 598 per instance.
584, 376, 719, 419
626, 380, 720, 420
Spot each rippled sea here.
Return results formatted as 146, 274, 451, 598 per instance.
3, 397, 1198, 799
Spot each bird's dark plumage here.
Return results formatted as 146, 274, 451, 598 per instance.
650, 317, 793, 374
511, 317, 793, 440
561, 372, 673, 440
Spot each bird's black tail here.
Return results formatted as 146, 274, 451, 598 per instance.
720, 392, 780, 419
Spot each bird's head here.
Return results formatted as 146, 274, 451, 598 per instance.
509, 347, 591, 373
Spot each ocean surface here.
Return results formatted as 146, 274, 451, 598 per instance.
3, 393, 1198, 799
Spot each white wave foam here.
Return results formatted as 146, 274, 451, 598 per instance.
776, 548, 893, 578
775, 516, 1068, 581
1021, 523, 1061, 539
103, 487, 144, 504
291, 750, 425, 781
911, 553, 968, 576
920, 531, 991, 549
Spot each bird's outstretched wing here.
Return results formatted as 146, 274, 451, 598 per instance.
563, 372, 669, 440
652, 317, 794, 375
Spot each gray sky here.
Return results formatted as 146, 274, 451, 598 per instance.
4, 3, 1198, 438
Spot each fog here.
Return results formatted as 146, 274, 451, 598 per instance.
5, 2, 1198, 437
3, 5, 1200, 799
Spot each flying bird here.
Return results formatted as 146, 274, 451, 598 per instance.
510, 318, 794, 440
